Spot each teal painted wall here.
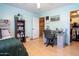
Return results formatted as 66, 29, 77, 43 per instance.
39, 3, 79, 45
1, 3, 79, 44
0, 4, 38, 38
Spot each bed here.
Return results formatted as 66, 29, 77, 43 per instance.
0, 37, 28, 56
0, 20, 28, 56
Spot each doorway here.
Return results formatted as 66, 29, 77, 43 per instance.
70, 10, 79, 42
31, 17, 39, 39
39, 17, 45, 38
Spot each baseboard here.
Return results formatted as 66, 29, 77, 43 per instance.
25, 36, 29, 38
25, 36, 39, 40
30, 37, 39, 40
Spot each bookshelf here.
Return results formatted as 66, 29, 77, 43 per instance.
15, 19, 25, 42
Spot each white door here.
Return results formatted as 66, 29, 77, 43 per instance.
32, 17, 39, 39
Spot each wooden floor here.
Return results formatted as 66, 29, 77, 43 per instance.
23, 38, 79, 56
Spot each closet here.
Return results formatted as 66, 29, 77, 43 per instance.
70, 10, 79, 41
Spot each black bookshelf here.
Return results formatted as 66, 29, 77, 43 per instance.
15, 19, 25, 42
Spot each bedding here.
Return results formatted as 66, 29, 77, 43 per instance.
0, 36, 13, 40
0, 28, 13, 40
0, 37, 28, 56
1, 28, 11, 38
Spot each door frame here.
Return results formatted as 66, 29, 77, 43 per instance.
39, 17, 45, 38
70, 10, 79, 42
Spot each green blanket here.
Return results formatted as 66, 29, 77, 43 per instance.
0, 38, 28, 56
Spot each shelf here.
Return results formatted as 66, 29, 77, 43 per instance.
15, 19, 25, 42
70, 10, 79, 18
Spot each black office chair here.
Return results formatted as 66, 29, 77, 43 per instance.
44, 30, 55, 47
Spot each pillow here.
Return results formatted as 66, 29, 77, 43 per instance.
1, 29, 11, 38
0, 28, 2, 39
0, 28, 13, 40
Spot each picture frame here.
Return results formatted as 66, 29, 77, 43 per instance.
50, 15, 60, 22
46, 16, 49, 21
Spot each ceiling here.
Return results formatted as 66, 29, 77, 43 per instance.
5, 3, 72, 14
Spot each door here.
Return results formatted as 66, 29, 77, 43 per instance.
31, 17, 39, 39
39, 17, 45, 38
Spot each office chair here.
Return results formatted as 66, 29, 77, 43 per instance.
44, 30, 55, 47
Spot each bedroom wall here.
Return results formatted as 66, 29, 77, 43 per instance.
0, 4, 39, 38
39, 3, 79, 45
1, 3, 79, 44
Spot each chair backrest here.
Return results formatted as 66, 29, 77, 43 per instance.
44, 30, 53, 39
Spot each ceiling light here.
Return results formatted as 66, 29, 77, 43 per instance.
37, 3, 40, 8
